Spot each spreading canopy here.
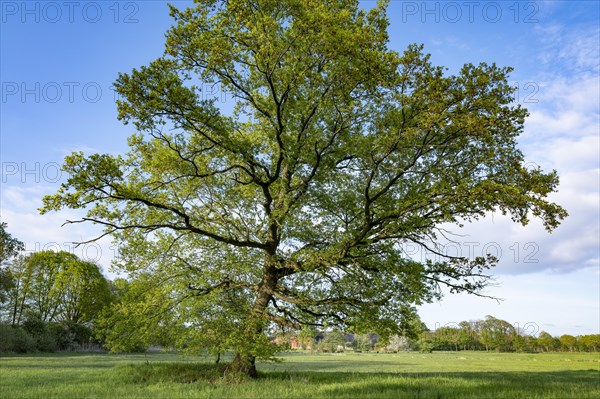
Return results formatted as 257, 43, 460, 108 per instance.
42, 0, 566, 374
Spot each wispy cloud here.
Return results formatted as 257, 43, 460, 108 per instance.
535, 23, 600, 75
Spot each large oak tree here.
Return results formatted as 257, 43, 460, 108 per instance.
42, 0, 566, 376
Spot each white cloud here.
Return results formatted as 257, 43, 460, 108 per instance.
534, 23, 600, 75
1, 185, 116, 276
524, 75, 599, 144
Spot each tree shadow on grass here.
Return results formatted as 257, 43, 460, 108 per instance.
259, 370, 600, 399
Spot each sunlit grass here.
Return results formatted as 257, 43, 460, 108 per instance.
1, 351, 598, 398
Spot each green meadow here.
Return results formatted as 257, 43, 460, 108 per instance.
1, 351, 598, 398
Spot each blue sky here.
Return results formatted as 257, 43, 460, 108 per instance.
1, 0, 598, 337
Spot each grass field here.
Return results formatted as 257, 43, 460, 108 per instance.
1, 351, 598, 398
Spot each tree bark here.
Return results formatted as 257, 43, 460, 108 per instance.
229, 256, 278, 378
230, 352, 257, 378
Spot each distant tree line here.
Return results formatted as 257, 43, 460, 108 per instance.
416, 315, 600, 353
276, 317, 600, 354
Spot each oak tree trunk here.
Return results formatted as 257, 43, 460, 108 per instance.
229, 256, 278, 378
231, 352, 257, 378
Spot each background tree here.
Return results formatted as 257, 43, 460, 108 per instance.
96, 274, 179, 353
513, 333, 536, 353
5, 256, 32, 326
578, 335, 600, 352
0, 223, 24, 265
537, 331, 558, 352
351, 333, 375, 352
51, 258, 112, 323
418, 330, 436, 353
21, 251, 67, 322
1, 249, 111, 353
297, 326, 317, 351
559, 334, 577, 352
3, 251, 111, 325
0, 223, 23, 306
434, 326, 463, 351
458, 321, 479, 351
317, 329, 347, 353
481, 316, 516, 352
0, 267, 16, 309
41, 0, 567, 376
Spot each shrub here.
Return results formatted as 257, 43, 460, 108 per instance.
419, 342, 434, 353
49, 322, 94, 351
22, 314, 58, 352
0, 322, 36, 353
35, 330, 58, 352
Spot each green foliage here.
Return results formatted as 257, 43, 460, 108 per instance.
0, 222, 24, 264
316, 330, 347, 353
351, 333, 374, 352
537, 331, 560, 352
0, 322, 36, 353
579, 335, 600, 352
296, 326, 318, 351
0, 319, 98, 354
560, 335, 578, 352
0, 250, 111, 353
95, 276, 174, 353
417, 317, 599, 354
477, 316, 516, 352
0, 267, 15, 305
0, 223, 23, 306
513, 334, 537, 353
51, 255, 112, 323
7, 313, 86, 353
1, 251, 111, 326
41, 0, 567, 375
21, 313, 58, 352
431, 326, 464, 351
419, 342, 434, 353
49, 321, 95, 351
